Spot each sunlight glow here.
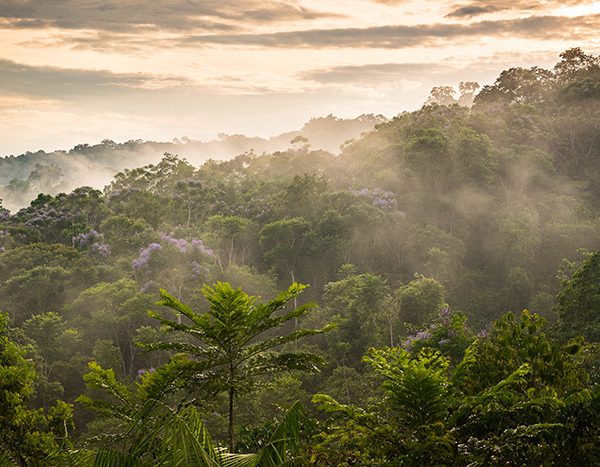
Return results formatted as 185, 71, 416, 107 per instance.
555, 1, 600, 17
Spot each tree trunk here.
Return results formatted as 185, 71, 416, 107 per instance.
228, 386, 235, 453
291, 270, 298, 349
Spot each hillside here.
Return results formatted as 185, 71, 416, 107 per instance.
0, 113, 386, 211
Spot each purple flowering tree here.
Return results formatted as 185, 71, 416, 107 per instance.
132, 233, 215, 300
72, 230, 111, 258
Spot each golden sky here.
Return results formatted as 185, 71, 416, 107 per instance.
0, 0, 599, 155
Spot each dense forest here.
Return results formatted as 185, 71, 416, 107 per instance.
0, 114, 387, 213
1, 48, 600, 465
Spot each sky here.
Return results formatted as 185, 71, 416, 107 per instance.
0, 0, 599, 156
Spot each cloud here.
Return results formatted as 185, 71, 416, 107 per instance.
446, 5, 499, 18
0, 58, 327, 114
446, 0, 592, 18
0, 0, 337, 33
0, 59, 191, 100
177, 14, 600, 49
300, 63, 455, 84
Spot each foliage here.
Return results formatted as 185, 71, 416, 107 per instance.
320, 266, 393, 362
556, 251, 600, 341
144, 281, 332, 451
0, 312, 74, 465
396, 274, 446, 326
76, 361, 306, 466
312, 310, 599, 466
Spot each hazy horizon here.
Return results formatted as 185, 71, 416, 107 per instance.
1, 0, 599, 156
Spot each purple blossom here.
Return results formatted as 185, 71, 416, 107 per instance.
0, 209, 9, 221
161, 233, 190, 253
91, 242, 111, 257
477, 328, 490, 339
0, 247, 5, 254
160, 234, 214, 257
73, 231, 110, 257
191, 238, 215, 257
438, 338, 449, 345
73, 230, 103, 248
353, 188, 372, 197
137, 367, 156, 378
133, 243, 162, 270
402, 337, 414, 351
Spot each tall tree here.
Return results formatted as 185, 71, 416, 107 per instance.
145, 281, 332, 452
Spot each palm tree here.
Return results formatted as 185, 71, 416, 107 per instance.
145, 281, 332, 452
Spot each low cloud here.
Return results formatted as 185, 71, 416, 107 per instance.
446, 5, 499, 18
300, 63, 455, 84
177, 14, 600, 49
446, 0, 593, 18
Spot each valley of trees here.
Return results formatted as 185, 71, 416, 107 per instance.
1, 48, 599, 465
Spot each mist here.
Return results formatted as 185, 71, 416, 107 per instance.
0, 114, 386, 212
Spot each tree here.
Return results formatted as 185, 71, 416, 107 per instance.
313, 347, 455, 465
290, 135, 310, 152
259, 217, 310, 281
554, 47, 599, 83
105, 153, 195, 197
313, 311, 596, 466
78, 360, 306, 466
99, 215, 153, 255
0, 266, 71, 324
456, 310, 586, 395
475, 66, 553, 105
556, 251, 600, 342
321, 266, 393, 363
396, 274, 446, 326
68, 279, 157, 378
458, 81, 480, 107
131, 234, 215, 301
145, 281, 332, 452
205, 214, 258, 269
0, 199, 10, 222
22, 312, 83, 406
405, 127, 452, 195
0, 312, 73, 465
425, 86, 456, 106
